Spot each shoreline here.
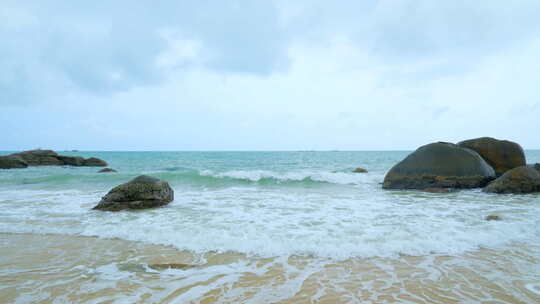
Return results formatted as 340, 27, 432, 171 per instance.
1, 232, 539, 303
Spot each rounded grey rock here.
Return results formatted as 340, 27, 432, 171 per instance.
383, 142, 495, 190
93, 175, 174, 211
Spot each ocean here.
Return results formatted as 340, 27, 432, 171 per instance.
1, 151, 539, 303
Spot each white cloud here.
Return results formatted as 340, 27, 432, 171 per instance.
1, 0, 539, 150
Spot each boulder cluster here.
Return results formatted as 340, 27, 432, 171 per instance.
1, 149, 173, 212
0, 149, 107, 169
383, 137, 539, 194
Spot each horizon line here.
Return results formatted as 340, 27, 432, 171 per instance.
2, 149, 540, 153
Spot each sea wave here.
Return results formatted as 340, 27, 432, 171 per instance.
0, 167, 379, 189
160, 169, 378, 187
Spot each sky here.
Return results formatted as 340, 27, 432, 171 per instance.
1, 0, 539, 151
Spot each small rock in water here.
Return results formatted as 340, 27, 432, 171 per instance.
98, 168, 117, 173
83, 157, 108, 167
423, 187, 453, 193
486, 215, 502, 221
352, 168, 368, 173
148, 263, 196, 270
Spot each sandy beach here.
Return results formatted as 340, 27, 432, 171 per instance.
2, 232, 539, 303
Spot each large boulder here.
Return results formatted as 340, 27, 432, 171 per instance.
0, 156, 28, 169
483, 165, 540, 194
458, 137, 525, 176
93, 175, 174, 211
11, 149, 64, 166
383, 142, 496, 189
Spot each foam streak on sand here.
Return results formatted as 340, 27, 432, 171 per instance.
1, 233, 539, 303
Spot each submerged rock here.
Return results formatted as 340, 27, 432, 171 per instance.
483, 165, 540, 194
93, 175, 174, 211
352, 168, 368, 173
423, 187, 454, 193
486, 215, 502, 221
383, 142, 495, 190
98, 168, 118, 173
0, 155, 28, 169
458, 137, 525, 176
148, 263, 197, 270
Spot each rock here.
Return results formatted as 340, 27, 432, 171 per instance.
93, 175, 174, 211
0, 149, 108, 168
0, 155, 28, 169
148, 263, 197, 270
485, 215, 502, 221
423, 187, 453, 193
98, 168, 117, 173
352, 168, 368, 173
483, 165, 540, 194
458, 137, 525, 176
58, 155, 86, 166
83, 157, 108, 167
11, 149, 64, 166
383, 142, 495, 190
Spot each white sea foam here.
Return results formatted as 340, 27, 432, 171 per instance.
199, 169, 380, 186
2, 151, 540, 303
1, 185, 539, 260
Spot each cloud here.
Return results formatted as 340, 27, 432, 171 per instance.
0, 1, 286, 105
1, 1, 539, 150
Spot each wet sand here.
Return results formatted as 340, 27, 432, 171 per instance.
1, 233, 539, 303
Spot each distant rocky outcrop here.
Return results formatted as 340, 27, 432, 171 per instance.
0, 149, 108, 169
58, 155, 86, 166
383, 142, 495, 190
93, 175, 174, 211
458, 137, 525, 176
11, 150, 64, 166
83, 157, 107, 167
483, 165, 540, 194
352, 168, 368, 173
0, 155, 28, 169
98, 168, 118, 173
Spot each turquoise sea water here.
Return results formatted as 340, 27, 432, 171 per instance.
0, 151, 407, 190
1, 150, 539, 259
2, 150, 540, 303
